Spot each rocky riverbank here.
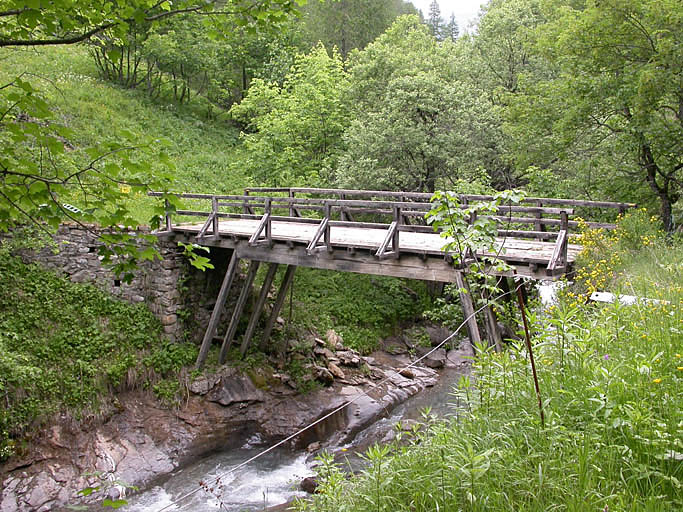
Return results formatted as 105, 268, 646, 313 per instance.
0, 331, 472, 512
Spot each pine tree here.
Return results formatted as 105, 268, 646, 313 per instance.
446, 13, 459, 41
426, 0, 444, 40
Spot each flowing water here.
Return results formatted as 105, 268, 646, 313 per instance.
125, 367, 467, 512
127, 281, 558, 512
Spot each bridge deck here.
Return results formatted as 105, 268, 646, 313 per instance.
174, 218, 583, 266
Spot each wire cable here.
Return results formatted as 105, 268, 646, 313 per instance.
155, 282, 523, 512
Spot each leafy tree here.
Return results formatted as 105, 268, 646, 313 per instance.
454, 0, 548, 188
507, 0, 682, 230
301, 0, 417, 58
471, 0, 546, 95
0, 0, 303, 273
230, 44, 350, 186
337, 16, 500, 193
0, 0, 299, 47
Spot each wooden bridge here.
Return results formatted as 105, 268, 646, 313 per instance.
150, 188, 634, 367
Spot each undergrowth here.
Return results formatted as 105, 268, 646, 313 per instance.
0, 252, 197, 461
279, 268, 431, 354
298, 213, 683, 511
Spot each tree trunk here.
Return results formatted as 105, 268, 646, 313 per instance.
640, 142, 677, 231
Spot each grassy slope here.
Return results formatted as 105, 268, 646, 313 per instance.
1, 46, 247, 220
299, 216, 683, 511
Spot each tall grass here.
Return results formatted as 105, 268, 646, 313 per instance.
299, 214, 683, 511
0, 46, 245, 222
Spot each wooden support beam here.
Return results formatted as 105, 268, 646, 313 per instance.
454, 271, 482, 346
547, 230, 567, 271
196, 251, 240, 368
306, 217, 329, 254
196, 213, 215, 239
219, 260, 261, 364
240, 263, 279, 357
484, 301, 503, 353
261, 265, 297, 348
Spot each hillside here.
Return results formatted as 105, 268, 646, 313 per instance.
0, 45, 246, 220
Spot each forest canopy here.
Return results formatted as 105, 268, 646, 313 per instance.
0, 0, 680, 232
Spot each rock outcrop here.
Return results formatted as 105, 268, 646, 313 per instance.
0, 343, 445, 511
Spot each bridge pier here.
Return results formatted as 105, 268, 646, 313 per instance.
219, 260, 261, 363
196, 251, 240, 368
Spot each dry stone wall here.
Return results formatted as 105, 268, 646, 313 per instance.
9, 224, 241, 343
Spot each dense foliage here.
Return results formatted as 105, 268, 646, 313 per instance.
298, 217, 683, 511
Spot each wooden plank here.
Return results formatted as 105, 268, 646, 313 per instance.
261, 265, 297, 347
454, 272, 481, 345
219, 260, 261, 364
196, 251, 240, 368
240, 263, 279, 356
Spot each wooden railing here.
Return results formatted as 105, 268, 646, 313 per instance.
149, 188, 635, 273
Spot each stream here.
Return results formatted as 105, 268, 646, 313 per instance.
126, 282, 557, 512
125, 367, 467, 512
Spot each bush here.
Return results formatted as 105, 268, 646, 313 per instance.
0, 252, 195, 460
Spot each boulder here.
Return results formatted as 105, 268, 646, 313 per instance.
300, 476, 319, 494
188, 375, 216, 395
336, 350, 361, 367
208, 375, 265, 406
416, 347, 447, 369
398, 368, 415, 379
326, 329, 343, 348
314, 366, 334, 385
327, 362, 345, 379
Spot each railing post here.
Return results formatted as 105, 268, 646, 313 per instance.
164, 199, 172, 231
560, 210, 569, 266
289, 189, 296, 217
392, 204, 401, 258
324, 201, 332, 252
340, 193, 348, 222
243, 189, 250, 214
535, 200, 545, 232
211, 196, 219, 236
265, 197, 272, 246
